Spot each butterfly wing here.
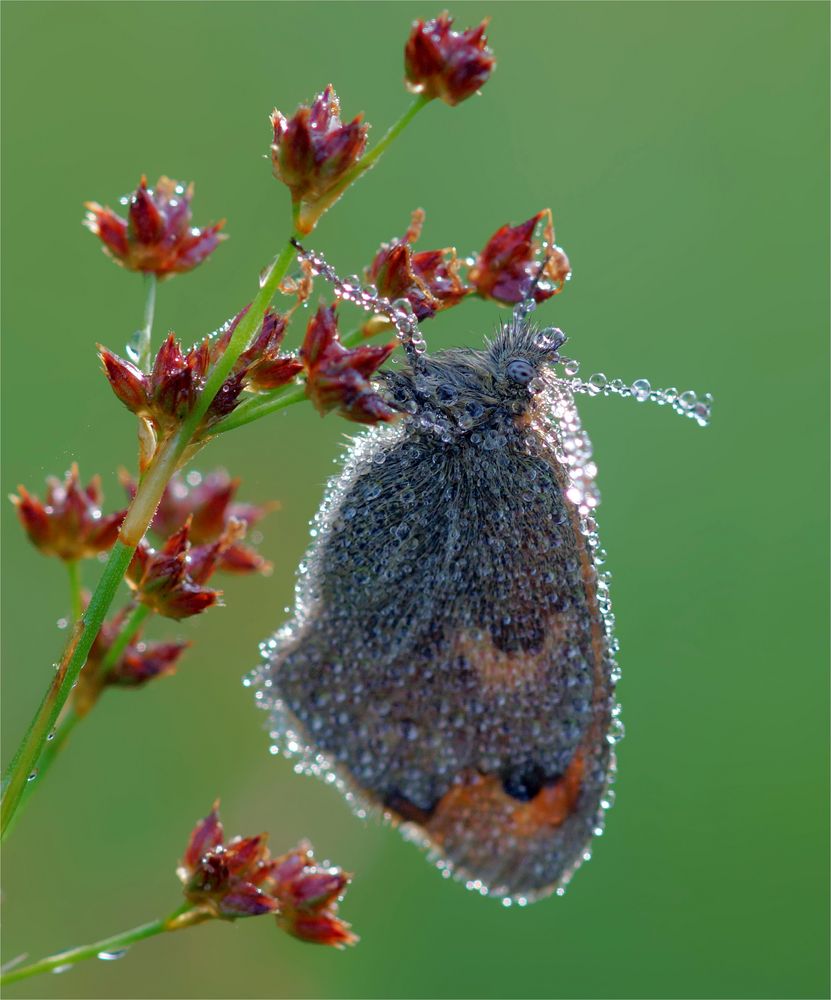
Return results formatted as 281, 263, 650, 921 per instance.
266, 417, 616, 899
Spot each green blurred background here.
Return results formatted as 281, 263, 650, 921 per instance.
2, 2, 828, 998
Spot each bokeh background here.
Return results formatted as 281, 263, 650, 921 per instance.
2, 3, 828, 998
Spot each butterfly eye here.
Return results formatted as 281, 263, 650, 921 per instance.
506, 359, 535, 384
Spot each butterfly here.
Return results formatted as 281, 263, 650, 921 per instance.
251, 243, 711, 903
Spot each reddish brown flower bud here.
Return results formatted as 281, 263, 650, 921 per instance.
74, 605, 190, 715
126, 521, 223, 620
468, 209, 572, 305
301, 304, 398, 424
100, 308, 301, 443
270, 842, 357, 948
285, 911, 358, 948
182, 800, 224, 872
270, 86, 369, 234
405, 13, 494, 106
366, 209, 470, 322
177, 804, 356, 945
10, 464, 125, 562
84, 176, 225, 277
122, 468, 276, 576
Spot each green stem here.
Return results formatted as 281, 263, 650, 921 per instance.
296, 95, 431, 233
99, 603, 150, 676
210, 383, 307, 435
0, 238, 299, 840
330, 95, 431, 196
9, 602, 148, 838
138, 273, 158, 372
6, 707, 82, 839
66, 561, 83, 622
0, 904, 193, 986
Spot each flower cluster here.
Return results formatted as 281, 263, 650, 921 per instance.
84, 176, 225, 277
11, 464, 125, 562
271, 86, 368, 235
100, 308, 302, 445
404, 13, 495, 105
469, 208, 571, 304
359, 207, 571, 335
124, 468, 275, 575
366, 209, 469, 322
177, 803, 356, 947
126, 517, 250, 620
301, 304, 398, 423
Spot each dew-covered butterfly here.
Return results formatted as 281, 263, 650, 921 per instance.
249, 243, 711, 903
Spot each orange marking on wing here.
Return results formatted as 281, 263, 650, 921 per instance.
510, 750, 584, 836
449, 616, 567, 690
424, 751, 585, 843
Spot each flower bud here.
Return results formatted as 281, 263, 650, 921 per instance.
85, 176, 225, 277
405, 14, 494, 106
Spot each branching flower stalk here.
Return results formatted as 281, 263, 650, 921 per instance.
1, 803, 357, 984
0, 906, 193, 986
0, 10, 531, 982
1, 74, 453, 839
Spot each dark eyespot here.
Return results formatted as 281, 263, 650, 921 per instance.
506, 359, 535, 384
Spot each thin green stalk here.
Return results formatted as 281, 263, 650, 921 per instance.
66, 561, 83, 622
0, 238, 299, 840
138, 273, 158, 371
11, 602, 148, 837
0, 904, 193, 986
309, 94, 431, 222
7, 707, 82, 838
210, 383, 307, 434
98, 603, 150, 676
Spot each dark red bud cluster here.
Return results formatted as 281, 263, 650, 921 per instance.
84, 176, 225, 277
11, 464, 125, 562
301, 304, 398, 424
178, 803, 356, 946
126, 518, 251, 620
468, 209, 571, 305
122, 468, 275, 576
271, 86, 368, 235
99, 308, 302, 444
404, 13, 494, 106
366, 209, 469, 322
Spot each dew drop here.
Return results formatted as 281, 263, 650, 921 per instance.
631, 378, 651, 401
97, 949, 128, 961
56, 617, 69, 630
27, 770, 38, 782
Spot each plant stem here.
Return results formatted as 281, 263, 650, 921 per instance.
6, 706, 82, 838
10, 601, 148, 837
66, 561, 83, 622
327, 95, 430, 201
210, 383, 307, 435
0, 903, 193, 986
138, 273, 158, 372
0, 238, 300, 840
99, 603, 150, 676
